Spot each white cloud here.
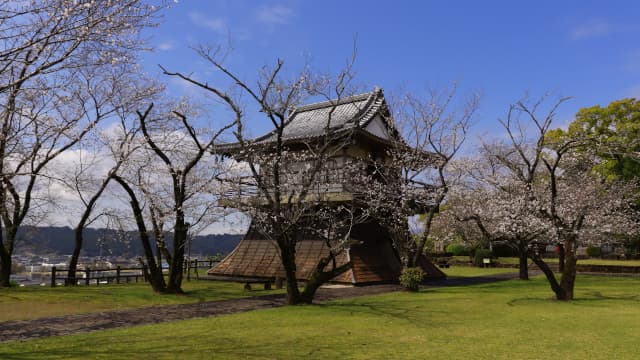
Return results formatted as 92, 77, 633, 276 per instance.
569, 19, 610, 40
157, 41, 174, 51
37, 139, 244, 233
189, 12, 227, 34
203, 212, 250, 235
257, 5, 294, 25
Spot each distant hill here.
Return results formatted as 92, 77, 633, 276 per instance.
14, 226, 242, 258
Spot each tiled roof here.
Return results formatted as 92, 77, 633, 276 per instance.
253, 87, 393, 144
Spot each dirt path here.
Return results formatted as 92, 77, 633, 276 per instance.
0, 273, 520, 343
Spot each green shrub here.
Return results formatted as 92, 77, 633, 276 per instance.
586, 246, 601, 258
399, 267, 425, 292
445, 243, 469, 256
473, 248, 494, 267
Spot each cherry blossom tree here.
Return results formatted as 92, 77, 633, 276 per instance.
161, 45, 372, 304
49, 66, 161, 285
364, 85, 478, 272
448, 173, 548, 280
0, 0, 160, 287
112, 100, 236, 293
458, 95, 640, 299
533, 136, 639, 300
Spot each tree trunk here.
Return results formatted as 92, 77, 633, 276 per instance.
66, 227, 84, 286
557, 238, 577, 301
67, 174, 113, 286
165, 216, 186, 294
529, 255, 567, 299
279, 241, 301, 305
0, 246, 11, 287
518, 251, 529, 280
404, 233, 418, 269
299, 257, 352, 304
0, 226, 17, 288
411, 238, 425, 268
147, 265, 167, 293
411, 209, 437, 267
114, 175, 167, 293
557, 243, 565, 273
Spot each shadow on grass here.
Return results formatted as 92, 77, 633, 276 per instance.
315, 295, 456, 331
507, 291, 640, 307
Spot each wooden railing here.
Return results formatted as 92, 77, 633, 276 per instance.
49, 260, 219, 287
50, 266, 147, 287
183, 259, 218, 281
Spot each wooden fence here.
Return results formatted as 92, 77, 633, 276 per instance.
183, 259, 217, 281
50, 259, 218, 287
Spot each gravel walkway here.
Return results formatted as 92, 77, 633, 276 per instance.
0, 273, 520, 343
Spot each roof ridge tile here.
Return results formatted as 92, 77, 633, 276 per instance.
293, 90, 375, 113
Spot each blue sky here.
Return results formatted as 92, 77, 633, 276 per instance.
140, 0, 640, 141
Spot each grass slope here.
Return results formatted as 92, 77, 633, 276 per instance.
1, 275, 638, 359
0, 280, 279, 321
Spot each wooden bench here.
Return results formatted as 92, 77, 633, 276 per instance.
242, 277, 284, 291
437, 257, 451, 268
199, 275, 285, 291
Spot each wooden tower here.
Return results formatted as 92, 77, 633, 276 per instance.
208, 88, 446, 284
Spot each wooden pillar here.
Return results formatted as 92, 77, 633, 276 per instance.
275, 277, 284, 289
142, 264, 148, 282
51, 266, 56, 288
194, 259, 199, 280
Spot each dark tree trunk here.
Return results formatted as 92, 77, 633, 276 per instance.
529, 255, 567, 299
404, 232, 418, 269
411, 208, 438, 267
518, 252, 529, 280
529, 239, 576, 301
557, 243, 565, 273
558, 238, 577, 301
411, 236, 426, 268
66, 227, 84, 286
166, 219, 186, 294
0, 246, 11, 287
279, 241, 301, 305
299, 257, 352, 304
67, 175, 113, 286
114, 175, 166, 293
0, 226, 17, 288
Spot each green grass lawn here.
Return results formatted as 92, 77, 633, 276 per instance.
1, 275, 638, 359
0, 280, 280, 322
442, 266, 517, 277
572, 258, 640, 266
0, 267, 515, 322
451, 256, 640, 267
493, 257, 640, 266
